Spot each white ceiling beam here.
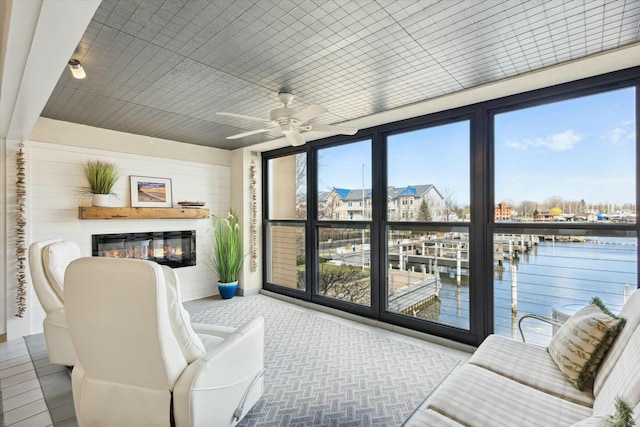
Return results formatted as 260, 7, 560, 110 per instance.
0, 0, 100, 140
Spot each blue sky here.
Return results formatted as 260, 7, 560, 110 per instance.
317, 87, 636, 208
495, 87, 636, 206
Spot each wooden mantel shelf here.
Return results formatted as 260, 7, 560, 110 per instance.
79, 207, 210, 220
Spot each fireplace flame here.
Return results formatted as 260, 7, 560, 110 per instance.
94, 232, 194, 268
102, 244, 183, 260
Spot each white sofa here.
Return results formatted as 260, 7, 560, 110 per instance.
409, 289, 640, 426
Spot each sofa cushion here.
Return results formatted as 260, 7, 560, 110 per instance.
594, 289, 640, 397
408, 409, 465, 426
569, 415, 615, 426
592, 323, 640, 418
469, 334, 594, 407
547, 298, 625, 391
425, 364, 591, 427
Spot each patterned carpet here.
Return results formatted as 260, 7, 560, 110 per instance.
191, 297, 459, 426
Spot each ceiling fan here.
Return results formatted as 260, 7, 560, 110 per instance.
216, 93, 358, 146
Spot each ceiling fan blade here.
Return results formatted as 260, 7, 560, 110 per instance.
284, 130, 305, 146
216, 112, 270, 124
226, 128, 272, 139
310, 123, 358, 135
291, 104, 328, 124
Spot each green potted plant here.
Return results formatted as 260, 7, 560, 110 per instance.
82, 160, 119, 207
209, 211, 245, 299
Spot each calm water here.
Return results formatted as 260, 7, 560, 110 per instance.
417, 236, 637, 341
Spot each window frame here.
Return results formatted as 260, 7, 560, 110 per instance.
263, 67, 640, 346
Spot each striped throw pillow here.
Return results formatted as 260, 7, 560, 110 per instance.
548, 297, 626, 391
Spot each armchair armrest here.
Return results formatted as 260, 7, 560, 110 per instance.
172, 317, 265, 427
191, 322, 237, 338
518, 314, 565, 343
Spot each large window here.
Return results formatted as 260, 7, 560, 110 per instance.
492, 87, 637, 345
263, 69, 639, 346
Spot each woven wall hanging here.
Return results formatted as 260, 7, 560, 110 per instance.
16, 144, 27, 317
249, 160, 258, 273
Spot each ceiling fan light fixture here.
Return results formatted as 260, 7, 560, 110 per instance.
280, 124, 294, 134
68, 59, 86, 79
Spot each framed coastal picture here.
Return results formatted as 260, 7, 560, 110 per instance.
130, 176, 173, 208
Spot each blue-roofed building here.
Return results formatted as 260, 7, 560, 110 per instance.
387, 185, 444, 221
318, 185, 444, 221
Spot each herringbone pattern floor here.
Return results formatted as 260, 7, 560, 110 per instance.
192, 297, 460, 426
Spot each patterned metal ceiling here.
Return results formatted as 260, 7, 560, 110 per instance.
41, 0, 640, 150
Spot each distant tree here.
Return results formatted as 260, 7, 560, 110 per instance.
545, 196, 563, 211
517, 200, 537, 219
501, 198, 515, 208
442, 187, 458, 221
550, 207, 563, 216
578, 199, 587, 213
418, 199, 432, 221
460, 205, 470, 219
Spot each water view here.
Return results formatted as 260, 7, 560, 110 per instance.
410, 235, 637, 345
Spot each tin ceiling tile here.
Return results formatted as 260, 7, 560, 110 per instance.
41, 0, 640, 149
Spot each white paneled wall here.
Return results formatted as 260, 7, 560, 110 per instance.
26, 140, 229, 333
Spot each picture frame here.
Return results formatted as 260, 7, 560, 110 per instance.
130, 176, 173, 208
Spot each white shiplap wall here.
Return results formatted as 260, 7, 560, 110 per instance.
26, 140, 229, 333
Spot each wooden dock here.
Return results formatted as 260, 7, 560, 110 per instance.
387, 234, 538, 274
388, 276, 440, 315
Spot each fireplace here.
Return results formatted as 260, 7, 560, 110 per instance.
92, 231, 196, 268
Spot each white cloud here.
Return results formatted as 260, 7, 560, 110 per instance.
605, 127, 626, 143
602, 121, 635, 145
505, 129, 581, 151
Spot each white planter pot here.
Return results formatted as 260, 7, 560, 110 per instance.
92, 194, 111, 207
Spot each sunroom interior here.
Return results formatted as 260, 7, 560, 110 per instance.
1, 0, 639, 424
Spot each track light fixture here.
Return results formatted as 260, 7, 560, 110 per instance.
68, 59, 86, 79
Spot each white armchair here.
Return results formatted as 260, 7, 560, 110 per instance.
64, 257, 264, 427
28, 239, 81, 366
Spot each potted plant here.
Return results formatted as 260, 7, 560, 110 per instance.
209, 211, 245, 299
82, 160, 119, 207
